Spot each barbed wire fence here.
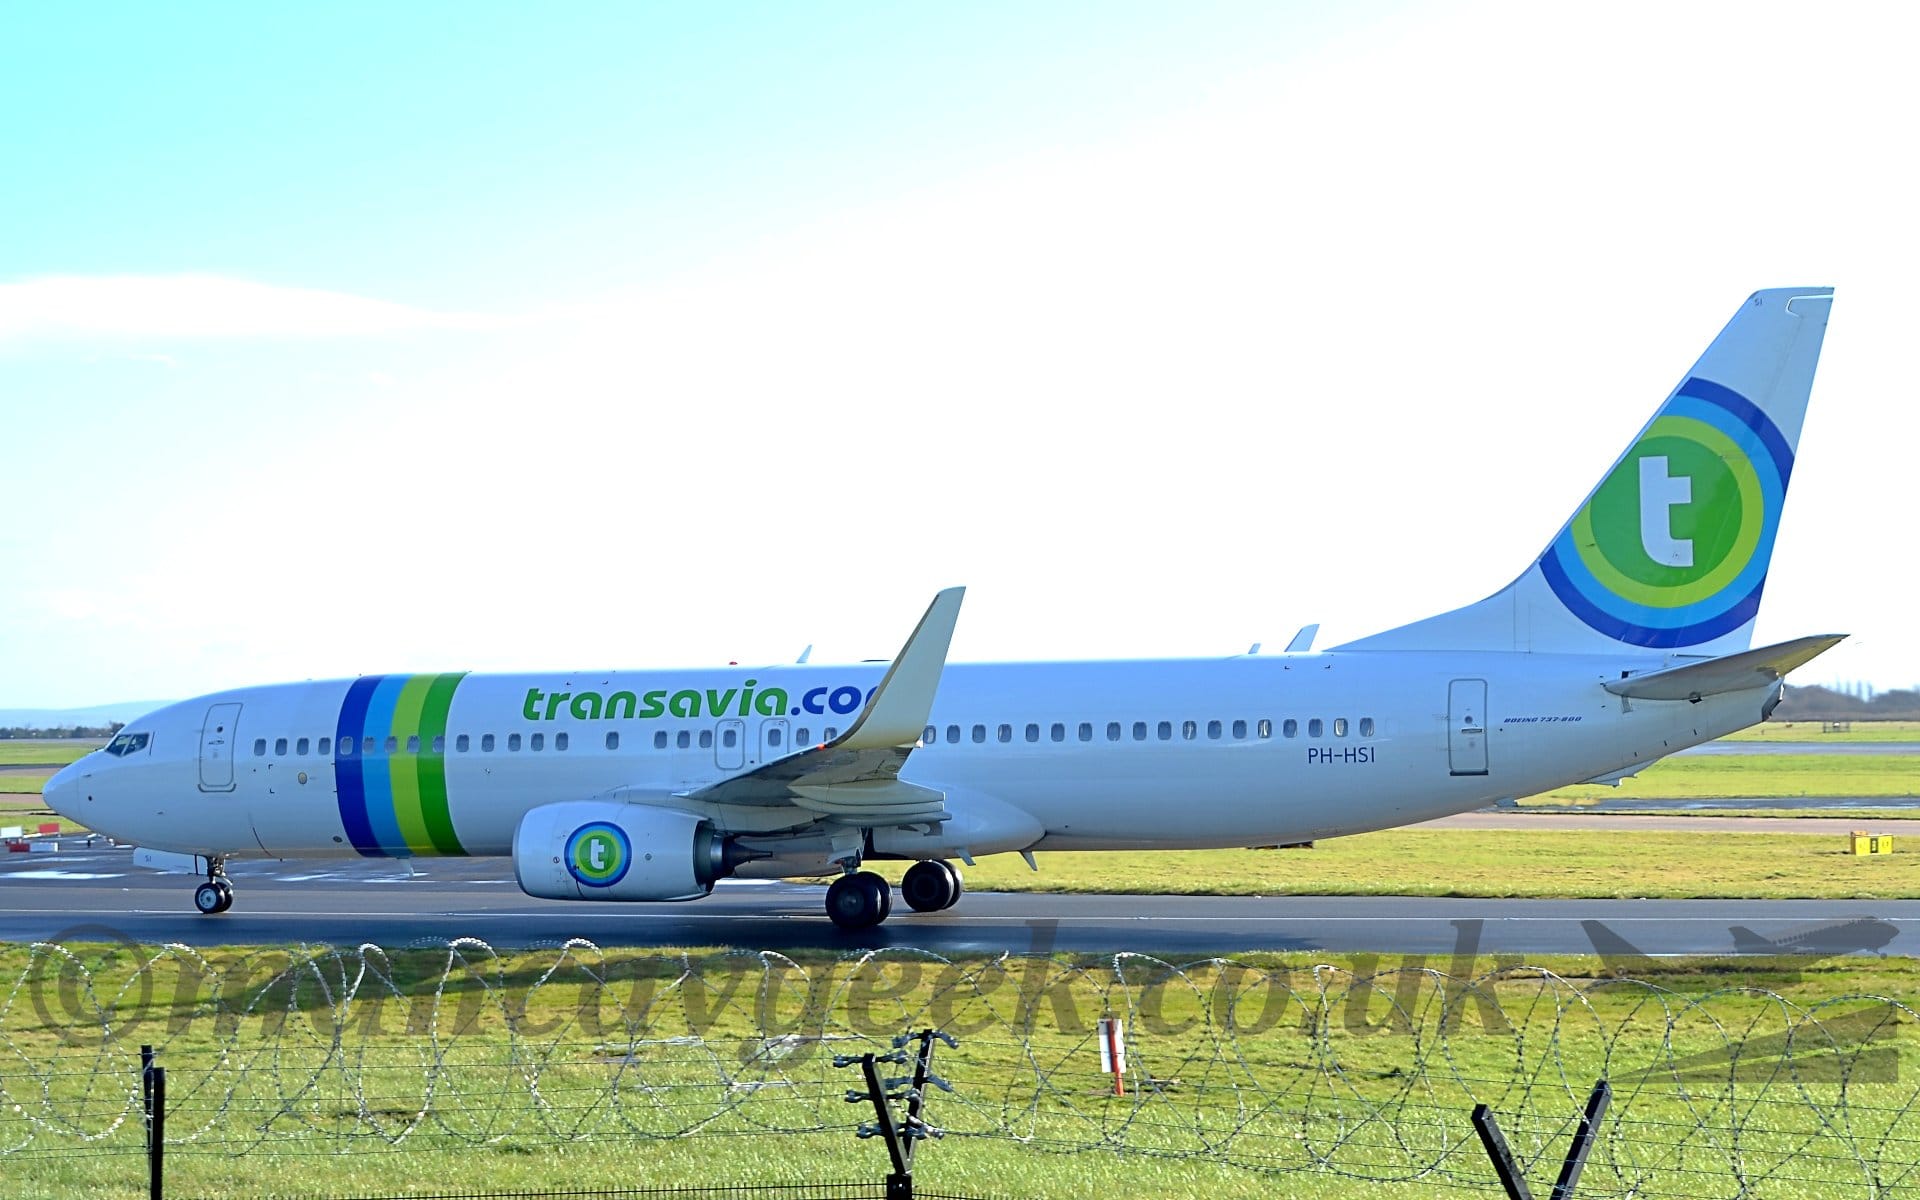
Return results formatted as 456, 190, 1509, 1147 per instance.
1, 937, 1916, 1197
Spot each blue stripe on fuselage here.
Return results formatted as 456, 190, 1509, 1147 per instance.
333, 676, 383, 855
359, 675, 410, 855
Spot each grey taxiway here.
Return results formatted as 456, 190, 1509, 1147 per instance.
2, 844, 1913, 959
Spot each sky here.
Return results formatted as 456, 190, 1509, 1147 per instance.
3, 1, 1918, 709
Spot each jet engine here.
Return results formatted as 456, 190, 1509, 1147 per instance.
512, 801, 734, 902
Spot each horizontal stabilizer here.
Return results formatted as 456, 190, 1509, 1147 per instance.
1604, 634, 1845, 701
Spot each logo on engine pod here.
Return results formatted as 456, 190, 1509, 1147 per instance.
565, 822, 630, 888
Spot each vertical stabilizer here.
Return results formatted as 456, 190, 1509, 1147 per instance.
1338, 288, 1832, 657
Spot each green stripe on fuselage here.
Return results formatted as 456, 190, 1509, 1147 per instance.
387, 674, 436, 852
417, 672, 467, 854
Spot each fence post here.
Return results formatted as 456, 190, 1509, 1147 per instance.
148, 1067, 166, 1200
139, 1045, 154, 1156
1549, 1080, 1611, 1200
836, 1027, 956, 1200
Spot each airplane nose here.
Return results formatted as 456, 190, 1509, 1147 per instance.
43, 762, 81, 821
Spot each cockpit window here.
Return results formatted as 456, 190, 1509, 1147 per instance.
104, 731, 151, 757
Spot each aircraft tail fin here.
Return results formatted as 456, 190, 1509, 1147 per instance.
1338, 288, 1833, 657
1729, 926, 1779, 954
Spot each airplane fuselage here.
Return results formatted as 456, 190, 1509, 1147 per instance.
53, 650, 1771, 864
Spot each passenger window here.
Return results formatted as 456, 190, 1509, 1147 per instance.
457, 734, 470, 753
275, 737, 289, 756
531, 733, 545, 751
384, 736, 398, 753
767, 729, 782, 747
824, 727, 838, 741
1157, 721, 1172, 741
796, 727, 811, 745
1182, 720, 1197, 740
296, 737, 310, 756
508, 733, 522, 752
1333, 718, 1348, 737
997, 724, 1012, 743
1051, 723, 1065, 743
1283, 719, 1298, 738
676, 731, 691, 749
253, 739, 267, 757
946, 724, 961, 744
1258, 719, 1272, 739
1360, 717, 1376, 737
555, 732, 569, 751
698, 730, 713, 749
432, 735, 445, 753
1232, 720, 1246, 739
1077, 722, 1092, 742
972, 724, 987, 744
1207, 720, 1222, 740
319, 737, 332, 756
606, 731, 619, 750
482, 733, 496, 752
1132, 721, 1147, 741
338, 738, 354, 758
923, 725, 936, 746
406, 736, 420, 754
1107, 722, 1122, 741
722, 728, 736, 748
1025, 723, 1039, 743
654, 731, 668, 750
1309, 718, 1324, 738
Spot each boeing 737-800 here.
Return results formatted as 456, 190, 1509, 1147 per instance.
45, 288, 1839, 929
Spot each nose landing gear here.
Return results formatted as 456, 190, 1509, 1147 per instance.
193, 858, 234, 914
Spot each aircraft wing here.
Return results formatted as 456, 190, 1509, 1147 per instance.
681, 587, 963, 824
1604, 634, 1846, 701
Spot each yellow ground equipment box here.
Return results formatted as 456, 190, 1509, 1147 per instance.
1850, 832, 1894, 856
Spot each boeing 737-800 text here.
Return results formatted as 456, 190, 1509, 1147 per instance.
45, 288, 1840, 929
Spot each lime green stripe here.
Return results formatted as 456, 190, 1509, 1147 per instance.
416, 672, 467, 855
386, 674, 436, 853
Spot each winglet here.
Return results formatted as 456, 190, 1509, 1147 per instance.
1285, 624, 1320, 653
831, 587, 965, 751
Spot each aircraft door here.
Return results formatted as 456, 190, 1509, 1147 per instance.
198, 702, 244, 792
758, 718, 790, 765
715, 719, 746, 771
1448, 679, 1488, 776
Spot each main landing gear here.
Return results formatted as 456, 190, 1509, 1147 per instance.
824, 860, 964, 930
193, 857, 234, 915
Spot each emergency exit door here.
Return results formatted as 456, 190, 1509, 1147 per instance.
1448, 680, 1488, 776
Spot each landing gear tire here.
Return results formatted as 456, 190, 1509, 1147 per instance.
825, 870, 892, 930
194, 879, 233, 915
901, 859, 963, 912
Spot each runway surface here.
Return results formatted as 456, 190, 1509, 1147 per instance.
2, 844, 1914, 958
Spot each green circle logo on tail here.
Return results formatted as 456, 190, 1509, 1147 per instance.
565, 822, 630, 888
1541, 377, 1791, 648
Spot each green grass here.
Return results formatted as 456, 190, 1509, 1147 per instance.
0, 740, 100, 766
1522, 753, 1920, 802
1732, 719, 1920, 742
0, 775, 51, 794
1, 943, 1915, 1200
934, 828, 1919, 899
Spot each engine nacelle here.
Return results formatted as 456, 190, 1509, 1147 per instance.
513, 801, 726, 902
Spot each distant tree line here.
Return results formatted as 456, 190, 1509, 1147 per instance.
1774, 685, 1920, 722
0, 724, 122, 739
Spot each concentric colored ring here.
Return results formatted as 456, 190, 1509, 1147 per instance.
1542, 377, 1792, 648
565, 822, 631, 888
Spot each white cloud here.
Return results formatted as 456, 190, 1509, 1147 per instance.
0, 274, 498, 343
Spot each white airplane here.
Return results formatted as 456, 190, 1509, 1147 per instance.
46, 288, 1840, 930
